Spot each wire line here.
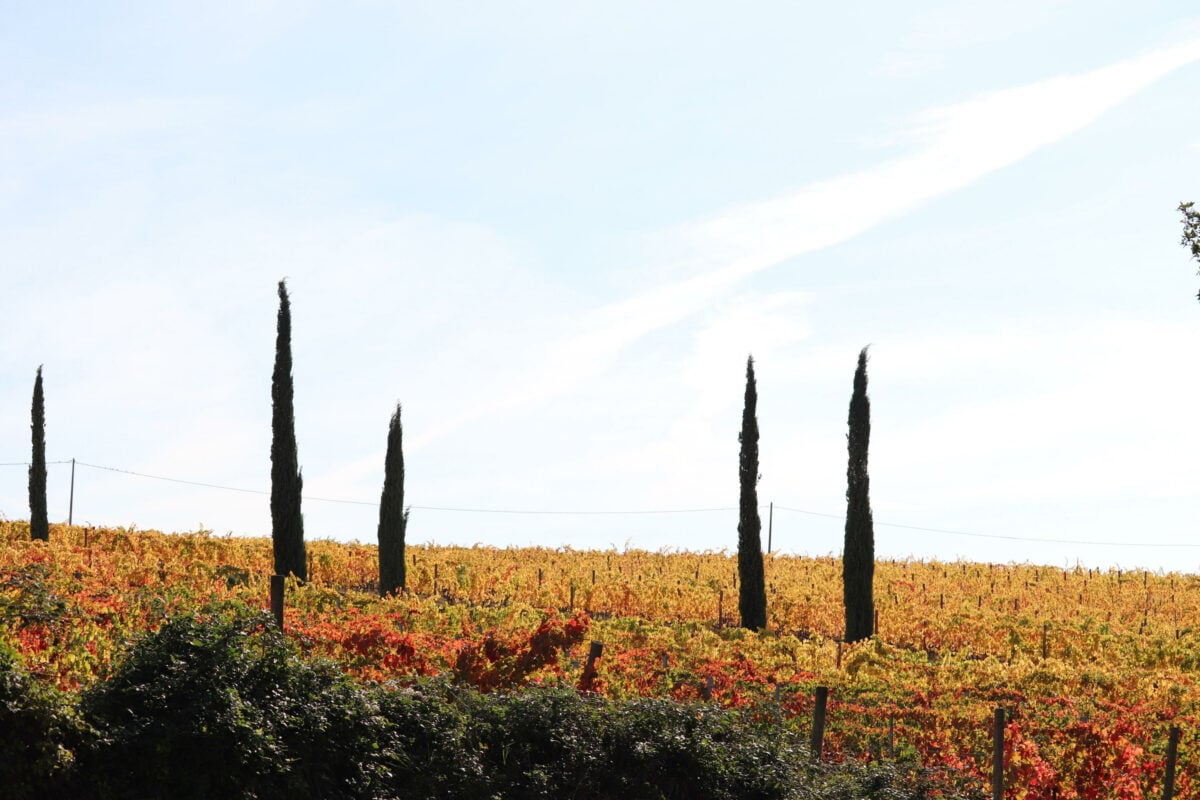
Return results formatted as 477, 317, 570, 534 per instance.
76, 461, 270, 497
409, 505, 737, 515
773, 505, 1200, 548
3, 457, 1189, 548
72, 461, 729, 513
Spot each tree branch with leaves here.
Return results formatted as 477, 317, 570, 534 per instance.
1181, 201, 1200, 301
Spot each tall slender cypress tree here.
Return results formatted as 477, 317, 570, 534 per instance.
843, 347, 875, 643
29, 366, 48, 542
271, 280, 306, 580
377, 403, 409, 597
737, 356, 767, 630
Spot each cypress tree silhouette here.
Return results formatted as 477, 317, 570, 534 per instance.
843, 347, 875, 643
377, 403, 409, 597
29, 366, 48, 542
271, 280, 306, 580
737, 356, 767, 630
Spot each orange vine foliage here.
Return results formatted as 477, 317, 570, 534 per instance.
2, 519, 1198, 798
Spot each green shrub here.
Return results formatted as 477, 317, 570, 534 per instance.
58, 610, 982, 800
374, 679, 489, 798
0, 642, 80, 799
602, 697, 803, 800
468, 685, 608, 799
76, 608, 391, 800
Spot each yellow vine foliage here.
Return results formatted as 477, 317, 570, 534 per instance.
2, 519, 1199, 798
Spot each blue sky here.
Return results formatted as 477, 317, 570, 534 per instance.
3, 2, 1200, 571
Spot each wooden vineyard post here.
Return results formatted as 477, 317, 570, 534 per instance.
579, 640, 603, 691
888, 715, 895, 760
718, 590, 723, 627
702, 675, 714, 700
992, 707, 1005, 800
270, 575, 285, 630
811, 686, 828, 760
1163, 725, 1181, 800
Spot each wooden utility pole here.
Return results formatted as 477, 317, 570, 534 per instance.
767, 502, 773, 553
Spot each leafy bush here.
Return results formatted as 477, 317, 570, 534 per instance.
0, 642, 80, 799
52, 609, 982, 800
75, 608, 391, 800
0, 563, 69, 626
602, 696, 804, 800
373, 679, 489, 798
467, 684, 608, 798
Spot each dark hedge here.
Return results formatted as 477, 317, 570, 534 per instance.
0, 608, 981, 800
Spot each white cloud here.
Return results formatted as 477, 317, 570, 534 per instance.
871, 319, 1200, 510
674, 37, 1200, 271
415, 35, 1200, 447
901, 1, 1071, 53
595, 291, 814, 506
0, 98, 203, 144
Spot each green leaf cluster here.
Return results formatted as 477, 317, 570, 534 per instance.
2, 606, 981, 799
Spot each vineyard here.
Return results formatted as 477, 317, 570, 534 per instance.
3, 519, 1200, 798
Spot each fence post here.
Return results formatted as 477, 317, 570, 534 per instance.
1163, 725, 1181, 800
811, 686, 828, 760
992, 707, 1005, 800
270, 574, 285, 630
579, 640, 603, 691
68, 458, 75, 526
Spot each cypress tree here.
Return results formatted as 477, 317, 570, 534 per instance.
271, 280, 306, 580
843, 347, 875, 643
29, 366, 48, 542
377, 403, 409, 597
737, 356, 767, 630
